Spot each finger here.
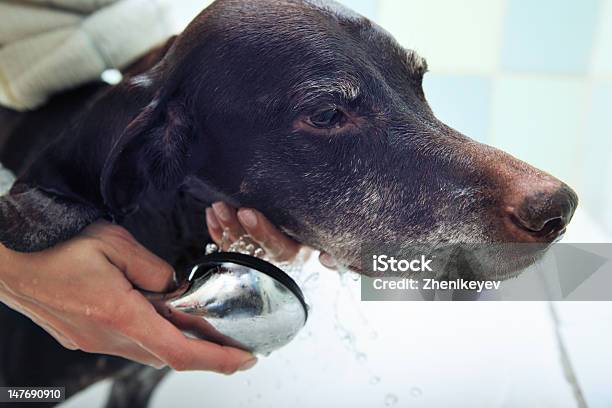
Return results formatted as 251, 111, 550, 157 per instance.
206, 207, 224, 247
96, 342, 166, 368
319, 252, 338, 269
211, 202, 246, 244
125, 293, 257, 373
112, 351, 165, 369
237, 208, 300, 262
100, 225, 176, 292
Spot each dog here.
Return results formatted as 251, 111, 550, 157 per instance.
0, 0, 578, 406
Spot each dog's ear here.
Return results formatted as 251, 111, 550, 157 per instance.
0, 35, 194, 252
0, 184, 100, 252
100, 92, 196, 214
0, 90, 194, 252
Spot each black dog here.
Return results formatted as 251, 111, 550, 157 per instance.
0, 0, 577, 406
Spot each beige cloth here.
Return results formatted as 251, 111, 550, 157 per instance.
0, 0, 209, 111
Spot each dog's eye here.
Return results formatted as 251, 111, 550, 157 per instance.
307, 108, 344, 128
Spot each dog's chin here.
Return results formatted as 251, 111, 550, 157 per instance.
472, 252, 543, 281
476, 242, 553, 280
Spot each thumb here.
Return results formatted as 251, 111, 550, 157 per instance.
121, 244, 176, 293
93, 223, 176, 292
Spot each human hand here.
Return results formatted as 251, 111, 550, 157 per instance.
205, 202, 337, 268
0, 222, 257, 373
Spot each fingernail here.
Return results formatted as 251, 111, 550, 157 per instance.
238, 209, 258, 229
238, 357, 258, 371
212, 202, 231, 222
206, 208, 219, 229
319, 252, 337, 268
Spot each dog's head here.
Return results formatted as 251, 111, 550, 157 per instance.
1, 0, 577, 278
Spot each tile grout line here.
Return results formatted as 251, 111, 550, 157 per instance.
547, 302, 589, 408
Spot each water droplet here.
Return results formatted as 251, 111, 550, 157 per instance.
369, 376, 381, 385
301, 272, 320, 287
410, 387, 422, 398
356, 352, 367, 364
205, 243, 219, 254
221, 228, 231, 249
85, 306, 91, 316
384, 393, 398, 406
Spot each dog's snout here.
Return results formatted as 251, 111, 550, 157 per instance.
504, 184, 578, 241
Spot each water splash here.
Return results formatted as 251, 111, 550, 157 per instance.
226, 234, 262, 256
410, 387, 423, 398
333, 261, 374, 361
355, 352, 368, 364
273, 247, 310, 280
221, 228, 231, 250
333, 258, 404, 407
205, 242, 218, 255
300, 272, 320, 289
384, 393, 398, 406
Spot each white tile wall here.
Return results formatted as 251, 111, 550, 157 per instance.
591, 0, 612, 76
378, 0, 504, 74
490, 75, 586, 188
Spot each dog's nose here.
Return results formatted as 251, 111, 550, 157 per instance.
505, 183, 578, 241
